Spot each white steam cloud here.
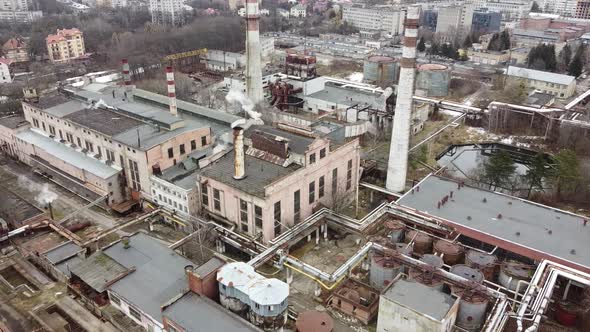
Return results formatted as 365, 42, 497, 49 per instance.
225, 88, 262, 121
17, 175, 58, 206
347, 72, 364, 83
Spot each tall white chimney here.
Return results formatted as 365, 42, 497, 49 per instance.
245, 0, 264, 104
233, 126, 246, 180
166, 66, 178, 117
386, 6, 420, 192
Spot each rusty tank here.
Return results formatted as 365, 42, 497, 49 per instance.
465, 249, 498, 280
404, 230, 433, 255
434, 239, 465, 265
409, 254, 444, 290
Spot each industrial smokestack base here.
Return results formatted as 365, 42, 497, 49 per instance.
386, 6, 420, 192
245, 0, 264, 104
233, 126, 246, 180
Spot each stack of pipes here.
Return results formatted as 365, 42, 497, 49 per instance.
386, 6, 420, 192
166, 66, 178, 117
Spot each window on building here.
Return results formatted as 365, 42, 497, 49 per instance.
129, 306, 142, 321
84, 140, 94, 153
294, 190, 301, 224
58, 130, 63, 140
240, 199, 249, 232
32, 118, 39, 127
346, 160, 353, 190
128, 159, 141, 191
106, 150, 115, 162
201, 184, 209, 206
274, 201, 281, 237
180, 144, 185, 155
320, 148, 326, 159
109, 293, 121, 306
255, 205, 263, 232
213, 189, 221, 211
309, 153, 316, 164
158, 194, 162, 201
168, 147, 174, 158
49, 125, 56, 136
42, 122, 46, 131
191, 140, 196, 151
332, 168, 338, 194
76, 137, 81, 147
319, 176, 325, 198
65, 133, 73, 143
309, 181, 315, 204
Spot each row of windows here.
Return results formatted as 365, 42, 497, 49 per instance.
153, 183, 187, 200
167, 136, 207, 159
308, 147, 327, 164
155, 193, 188, 213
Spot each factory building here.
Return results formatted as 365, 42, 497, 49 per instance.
342, 5, 406, 35
198, 125, 361, 243
506, 66, 577, 98
46, 28, 86, 63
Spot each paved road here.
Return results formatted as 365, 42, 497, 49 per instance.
0, 154, 122, 230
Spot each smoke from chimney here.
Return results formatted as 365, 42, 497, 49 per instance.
386, 6, 420, 192
233, 126, 246, 180
244, 0, 264, 104
166, 66, 178, 117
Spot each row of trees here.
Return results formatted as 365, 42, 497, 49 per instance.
487, 31, 511, 52
417, 37, 467, 61
526, 43, 586, 77
527, 44, 558, 71
482, 149, 581, 200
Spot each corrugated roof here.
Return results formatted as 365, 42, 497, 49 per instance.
244, 125, 315, 155
194, 257, 225, 277
70, 251, 130, 292
106, 233, 195, 323
217, 262, 289, 306
163, 292, 261, 331
507, 66, 575, 85
16, 129, 120, 179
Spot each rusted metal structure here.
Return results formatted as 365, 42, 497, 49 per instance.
434, 239, 465, 265
285, 53, 317, 79
269, 81, 302, 110
295, 311, 334, 332
326, 279, 379, 325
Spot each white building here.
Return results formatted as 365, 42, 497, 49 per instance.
0, 58, 12, 84
436, 4, 475, 37
205, 50, 245, 71
0, 0, 28, 11
0, 9, 41, 23
290, 4, 306, 17
277, 8, 290, 18
260, 36, 275, 58
467, 0, 532, 20
342, 5, 406, 35
149, 0, 184, 25
540, 0, 577, 16
506, 66, 577, 99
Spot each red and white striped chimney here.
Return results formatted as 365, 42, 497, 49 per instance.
386, 6, 420, 192
121, 58, 131, 88
245, 0, 263, 104
166, 66, 178, 117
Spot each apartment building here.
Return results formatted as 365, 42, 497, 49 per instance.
290, 4, 307, 18
0, 58, 12, 83
576, 0, 590, 18
149, 0, 184, 26
468, 0, 532, 20
0, 9, 41, 23
506, 66, 577, 99
2, 37, 29, 63
342, 5, 406, 35
199, 125, 361, 243
96, 0, 127, 8
46, 28, 86, 63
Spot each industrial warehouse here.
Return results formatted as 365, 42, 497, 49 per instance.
1, 1, 590, 332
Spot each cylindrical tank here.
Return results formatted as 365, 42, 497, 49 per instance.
409, 254, 444, 290
434, 240, 465, 265
404, 230, 433, 255
363, 56, 399, 87
555, 302, 577, 327
449, 265, 488, 331
370, 251, 405, 289
450, 265, 484, 284
465, 250, 497, 281
416, 64, 450, 97
296, 311, 334, 332
385, 220, 405, 244
498, 261, 534, 292
393, 242, 413, 256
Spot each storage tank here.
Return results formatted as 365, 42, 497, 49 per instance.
384, 220, 405, 244
450, 265, 489, 331
296, 311, 334, 332
415, 64, 450, 97
404, 230, 433, 255
465, 250, 497, 281
363, 56, 399, 87
409, 254, 444, 290
369, 243, 411, 290
434, 240, 465, 265
498, 261, 534, 293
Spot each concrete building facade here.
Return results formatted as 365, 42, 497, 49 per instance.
506, 66, 577, 98
199, 125, 361, 243
46, 28, 86, 63
149, 0, 184, 26
342, 5, 406, 35
2, 37, 29, 63
0, 9, 41, 23
0, 58, 12, 83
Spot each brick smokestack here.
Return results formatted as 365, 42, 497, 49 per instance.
166, 66, 178, 117
386, 6, 420, 192
121, 58, 131, 89
245, 0, 263, 104
233, 126, 246, 180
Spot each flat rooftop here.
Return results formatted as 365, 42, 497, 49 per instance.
382, 279, 456, 321
16, 129, 120, 179
0, 115, 28, 129
397, 175, 590, 271
200, 150, 301, 198
163, 292, 260, 331
307, 83, 384, 109
63, 107, 143, 137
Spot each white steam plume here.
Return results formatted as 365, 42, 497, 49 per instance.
225, 88, 262, 121
36, 184, 58, 206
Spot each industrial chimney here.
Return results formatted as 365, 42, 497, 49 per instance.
121, 58, 131, 89
233, 126, 246, 180
386, 6, 420, 192
166, 66, 178, 117
244, 0, 264, 104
